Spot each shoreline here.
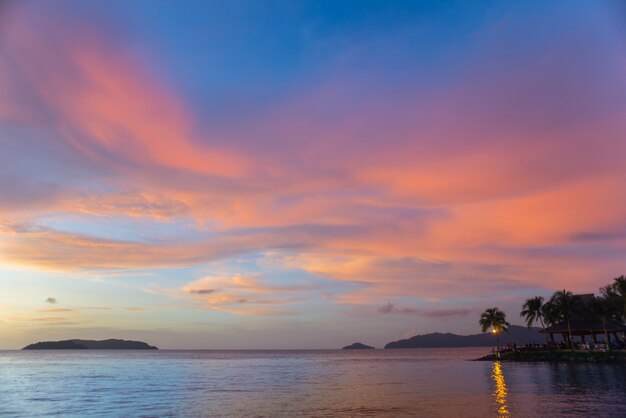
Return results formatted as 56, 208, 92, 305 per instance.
475, 350, 626, 363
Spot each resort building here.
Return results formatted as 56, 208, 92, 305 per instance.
542, 294, 626, 347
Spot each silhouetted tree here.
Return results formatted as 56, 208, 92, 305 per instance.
549, 290, 576, 349
588, 295, 614, 350
599, 284, 624, 323
611, 275, 626, 323
541, 300, 559, 326
521, 296, 548, 342
479, 307, 510, 350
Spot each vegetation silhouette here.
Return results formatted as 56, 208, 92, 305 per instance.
548, 290, 577, 349
520, 296, 548, 343
479, 307, 510, 350
517, 275, 626, 351
23, 339, 158, 350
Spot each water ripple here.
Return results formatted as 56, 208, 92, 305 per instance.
0, 348, 624, 417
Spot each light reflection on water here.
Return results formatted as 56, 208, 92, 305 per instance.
491, 361, 509, 416
0, 348, 625, 417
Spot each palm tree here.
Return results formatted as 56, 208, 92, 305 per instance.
541, 300, 560, 326
611, 275, 626, 323
479, 307, 511, 350
599, 284, 624, 323
540, 300, 560, 344
520, 296, 548, 342
588, 296, 613, 350
549, 290, 576, 349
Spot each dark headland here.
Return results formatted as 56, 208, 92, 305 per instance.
342, 342, 375, 350
385, 325, 543, 348
22, 339, 158, 350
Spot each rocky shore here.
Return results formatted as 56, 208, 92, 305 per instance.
475, 350, 626, 363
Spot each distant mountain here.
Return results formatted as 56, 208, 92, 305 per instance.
23, 339, 158, 350
385, 325, 547, 349
342, 342, 375, 350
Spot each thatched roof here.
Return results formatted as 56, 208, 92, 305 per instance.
540, 293, 626, 335
542, 319, 626, 335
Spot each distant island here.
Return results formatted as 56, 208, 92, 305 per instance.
23, 339, 158, 350
342, 342, 375, 350
385, 325, 545, 348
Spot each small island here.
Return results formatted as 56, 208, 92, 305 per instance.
342, 342, 375, 350
23, 339, 158, 350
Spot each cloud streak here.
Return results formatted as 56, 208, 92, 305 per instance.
377, 303, 473, 318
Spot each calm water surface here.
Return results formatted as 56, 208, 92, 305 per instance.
0, 348, 625, 417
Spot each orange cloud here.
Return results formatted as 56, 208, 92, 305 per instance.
182, 275, 317, 316
0, 221, 320, 271
64, 48, 250, 178
68, 191, 191, 220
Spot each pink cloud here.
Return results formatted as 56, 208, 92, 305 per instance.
0, 6, 250, 180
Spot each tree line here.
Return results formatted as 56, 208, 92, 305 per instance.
479, 275, 626, 350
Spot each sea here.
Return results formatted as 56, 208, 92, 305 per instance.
1, 348, 625, 417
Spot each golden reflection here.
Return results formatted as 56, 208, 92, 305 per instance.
492, 361, 509, 416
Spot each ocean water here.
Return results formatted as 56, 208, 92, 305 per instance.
0, 348, 625, 417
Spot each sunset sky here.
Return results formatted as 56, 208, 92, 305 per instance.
1, 0, 625, 349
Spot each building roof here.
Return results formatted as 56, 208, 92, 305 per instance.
543, 319, 626, 335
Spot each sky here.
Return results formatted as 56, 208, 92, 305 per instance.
0, 0, 625, 349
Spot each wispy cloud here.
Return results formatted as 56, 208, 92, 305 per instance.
182, 275, 307, 316
39, 308, 73, 313
377, 302, 473, 318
